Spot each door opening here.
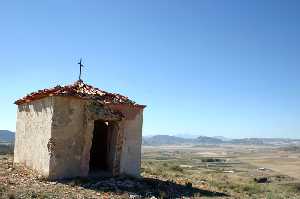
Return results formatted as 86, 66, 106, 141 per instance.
89, 120, 109, 174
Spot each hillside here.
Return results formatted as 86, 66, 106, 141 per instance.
0, 130, 15, 143
1, 145, 300, 198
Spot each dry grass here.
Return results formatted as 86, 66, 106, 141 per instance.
0, 154, 226, 199
1, 144, 300, 198
237, 149, 300, 180
142, 145, 300, 199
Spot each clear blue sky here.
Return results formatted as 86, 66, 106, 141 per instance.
0, 0, 299, 138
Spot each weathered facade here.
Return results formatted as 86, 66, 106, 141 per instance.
14, 81, 145, 179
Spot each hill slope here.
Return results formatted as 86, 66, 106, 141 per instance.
0, 130, 15, 143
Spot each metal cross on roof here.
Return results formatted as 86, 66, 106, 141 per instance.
77, 58, 84, 81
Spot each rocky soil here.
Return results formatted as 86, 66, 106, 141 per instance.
0, 155, 226, 199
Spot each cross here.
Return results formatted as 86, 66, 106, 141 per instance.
77, 58, 84, 81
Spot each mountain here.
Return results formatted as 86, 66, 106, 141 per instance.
142, 135, 223, 145
196, 136, 224, 144
229, 138, 264, 145
172, 133, 200, 139
142, 134, 300, 146
0, 130, 15, 143
213, 136, 232, 141
228, 138, 300, 145
142, 135, 197, 145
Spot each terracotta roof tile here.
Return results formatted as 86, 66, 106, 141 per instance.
15, 80, 141, 106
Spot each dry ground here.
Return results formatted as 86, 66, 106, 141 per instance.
142, 145, 300, 199
1, 144, 300, 198
0, 154, 225, 199
237, 148, 300, 180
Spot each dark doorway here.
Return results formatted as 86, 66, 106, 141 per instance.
89, 120, 109, 173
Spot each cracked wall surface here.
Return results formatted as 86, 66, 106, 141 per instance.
49, 97, 124, 179
108, 105, 144, 177
120, 110, 143, 177
14, 97, 53, 176
49, 97, 87, 179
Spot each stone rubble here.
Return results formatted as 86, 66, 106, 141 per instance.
1, 155, 228, 198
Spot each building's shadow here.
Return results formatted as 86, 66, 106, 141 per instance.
57, 176, 228, 198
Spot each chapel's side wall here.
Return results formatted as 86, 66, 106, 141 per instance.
119, 109, 144, 177
49, 97, 87, 179
14, 97, 53, 176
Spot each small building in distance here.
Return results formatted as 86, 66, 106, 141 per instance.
14, 80, 145, 179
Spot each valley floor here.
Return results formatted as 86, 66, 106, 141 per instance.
142, 144, 300, 199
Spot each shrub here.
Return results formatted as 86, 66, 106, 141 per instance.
201, 158, 225, 163
170, 165, 183, 172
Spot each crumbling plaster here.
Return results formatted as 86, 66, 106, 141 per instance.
14, 97, 54, 176
108, 105, 144, 177
14, 96, 144, 179
49, 97, 123, 179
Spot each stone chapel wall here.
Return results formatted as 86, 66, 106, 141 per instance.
49, 96, 86, 179
119, 109, 143, 177
14, 97, 53, 176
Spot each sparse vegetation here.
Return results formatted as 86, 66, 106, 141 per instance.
142, 145, 300, 198
1, 144, 300, 198
201, 158, 225, 163
281, 146, 300, 152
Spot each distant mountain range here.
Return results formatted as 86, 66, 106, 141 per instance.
0, 130, 15, 143
142, 135, 225, 145
1, 130, 299, 146
143, 135, 300, 146
142, 135, 196, 145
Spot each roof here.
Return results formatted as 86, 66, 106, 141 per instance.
15, 80, 144, 107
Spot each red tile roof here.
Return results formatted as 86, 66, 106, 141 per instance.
15, 80, 143, 107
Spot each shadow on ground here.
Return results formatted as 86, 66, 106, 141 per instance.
57, 176, 228, 198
